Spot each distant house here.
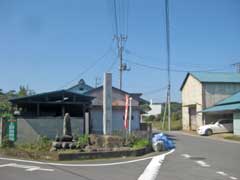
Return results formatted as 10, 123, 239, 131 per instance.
181, 72, 240, 131
10, 79, 148, 142
84, 86, 147, 134
144, 100, 162, 117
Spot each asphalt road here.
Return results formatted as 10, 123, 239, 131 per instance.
0, 132, 239, 180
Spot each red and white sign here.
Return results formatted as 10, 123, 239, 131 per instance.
124, 95, 129, 129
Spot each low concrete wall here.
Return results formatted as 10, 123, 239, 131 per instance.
17, 117, 84, 143
57, 147, 152, 161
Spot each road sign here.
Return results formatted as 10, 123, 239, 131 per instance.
7, 119, 17, 142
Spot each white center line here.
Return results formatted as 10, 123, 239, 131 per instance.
181, 154, 191, 158
230, 176, 238, 180
216, 171, 228, 176
195, 160, 210, 167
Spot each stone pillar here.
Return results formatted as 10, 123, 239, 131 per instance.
103, 73, 112, 135
85, 112, 89, 135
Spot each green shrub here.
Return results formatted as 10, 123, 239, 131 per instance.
17, 136, 51, 152
132, 139, 149, 149
1, 136, 14, 148
76, 135, 89, 149
124, 134, 138, 147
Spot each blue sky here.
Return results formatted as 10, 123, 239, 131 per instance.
0, 0, 239, 102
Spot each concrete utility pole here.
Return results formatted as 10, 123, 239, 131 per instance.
165, 0, 171, 132
115, 35, 128, 90
128, 97, 132, 134
232, 63, 240, 73
103, 73, 112, 135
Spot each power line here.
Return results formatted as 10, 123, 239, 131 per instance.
125, 49, 230, 70
112, 0, 130, 90
124, 58, 230, 73
142, 86, 168, 95
113, 0, 119, 37
58, 40, 115, 89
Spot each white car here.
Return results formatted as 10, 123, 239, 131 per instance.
197, 119, 233, 136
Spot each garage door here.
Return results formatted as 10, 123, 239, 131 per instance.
189, 106, 197, 130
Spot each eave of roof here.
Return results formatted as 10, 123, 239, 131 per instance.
84, 86, 149, 104
10, 89, 94, 102
202, 103, 240, 113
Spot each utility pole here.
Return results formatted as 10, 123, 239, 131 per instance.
115, 35, 128, 90
165, 0, 171, 132
95, 77, 101, 88
232, 63, 240, 73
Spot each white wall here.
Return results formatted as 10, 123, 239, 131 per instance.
90, 108, 140, 134
181, 75, 203, 130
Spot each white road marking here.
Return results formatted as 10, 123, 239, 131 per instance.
216, 171, 228, 176
0, 163, 15, 167
0, 152, 173, 167
195, 160, 210, 167
230, 176, 238, 180
181, 154, 191, 158
0, 163, 54, 172
137, 149, 175, 180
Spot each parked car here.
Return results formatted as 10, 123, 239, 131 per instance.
197, 119, 233, 136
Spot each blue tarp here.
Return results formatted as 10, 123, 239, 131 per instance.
152, 133, 175, 150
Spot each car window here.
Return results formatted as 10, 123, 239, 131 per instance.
219, 120, 232, 124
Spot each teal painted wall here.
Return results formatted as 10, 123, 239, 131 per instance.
233, 112, 240, 135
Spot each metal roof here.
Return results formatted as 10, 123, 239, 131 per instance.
84, 86, 149, 104
191, 72, 240, 83
216, 92, 240, 105
10, 89, 94, 103
202, 103, 240, 113
180, 72, 240, 90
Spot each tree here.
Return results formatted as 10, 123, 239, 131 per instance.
18, 85, 35, 97
140, 103, 151, 113
0, 86, 36, 115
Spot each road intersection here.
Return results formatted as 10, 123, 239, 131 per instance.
0, 132, 239, 180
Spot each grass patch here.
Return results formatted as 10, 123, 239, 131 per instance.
132, 139, 149, 149
224, 135, 240, 141
0, 136, 56, 160
150, 119, 182, 131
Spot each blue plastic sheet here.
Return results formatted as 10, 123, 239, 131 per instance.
152, 133, 175, 150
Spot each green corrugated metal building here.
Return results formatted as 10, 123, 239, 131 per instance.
181, 72, 240, 132
203, 91, 240, 135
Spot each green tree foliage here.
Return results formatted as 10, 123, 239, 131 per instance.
144, 102, 182, 122
0, 86, 35, 115
18, 85, 35, 97
140, 103, 151, 113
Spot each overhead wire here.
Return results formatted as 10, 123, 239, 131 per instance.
124, 58, 231, 73
142, 86, 168, 95
58, 40, 115, 89
125, 49, 231, 70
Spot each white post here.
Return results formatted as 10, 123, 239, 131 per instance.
85, 112, 89, 135
129, 97, 132, 134
103, 73, 112, 135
